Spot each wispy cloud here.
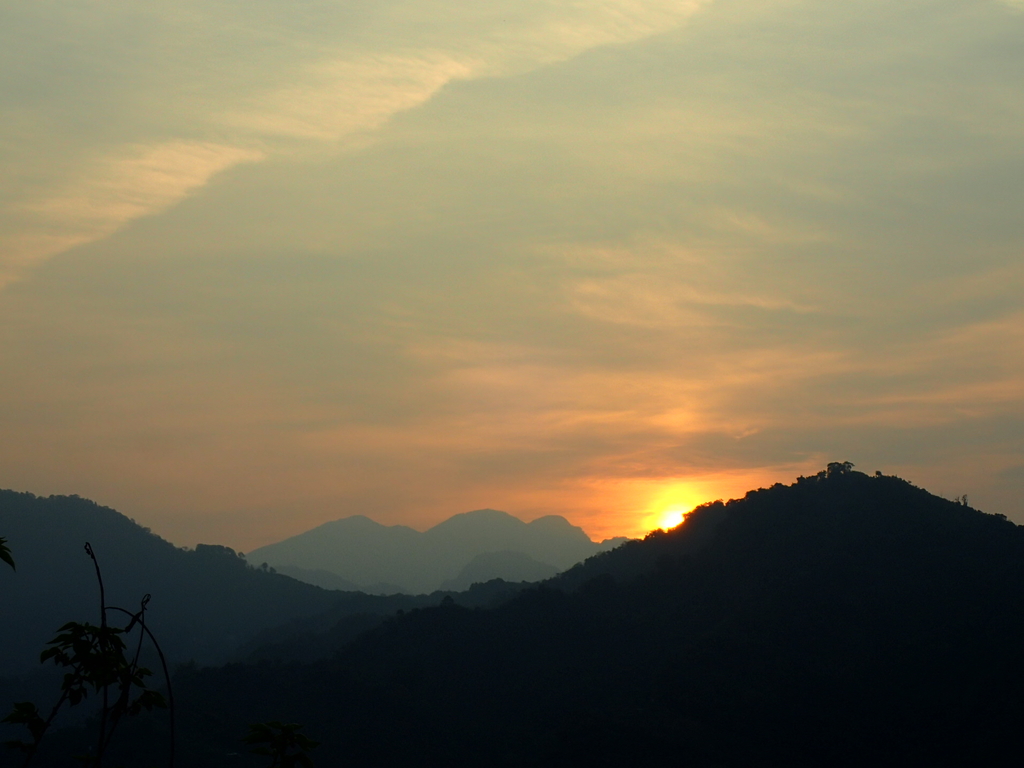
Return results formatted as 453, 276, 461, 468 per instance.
569, 273, 817, 328
217, 53, 475, 142
1, 142, 263, 286
0, 0, 711, 284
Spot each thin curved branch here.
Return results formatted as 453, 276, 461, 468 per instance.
105, 605, 176, 768
84, 543, 110, 766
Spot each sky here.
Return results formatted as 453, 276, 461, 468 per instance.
1, 0, 1022, 551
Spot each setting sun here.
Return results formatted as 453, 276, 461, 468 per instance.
655, 507, 688, 531
643, 483, 703, 532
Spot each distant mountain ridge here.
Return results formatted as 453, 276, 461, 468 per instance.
439, 551, 560, 592
248, 508, 626, 594
0, 491, 514, 676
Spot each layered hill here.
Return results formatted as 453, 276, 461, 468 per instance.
248, 508, 625, 594
104, 466, 1024, 767
0, 492, 480, 676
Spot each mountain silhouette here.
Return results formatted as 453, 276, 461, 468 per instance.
248, 508, 625, 593
86, 465, 1024, 767
438, 550, 559, 592
0, 491, 491, 678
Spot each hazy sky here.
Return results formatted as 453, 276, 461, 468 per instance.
2, 0, 1022, 550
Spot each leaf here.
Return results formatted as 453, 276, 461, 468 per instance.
245, 721, 318, 767
128, 689, 167, 716
0, 537, 13, 571
3, 701, 47, 742
3, 701, 41, 726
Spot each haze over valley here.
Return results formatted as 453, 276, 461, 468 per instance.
249, 509, 627, 594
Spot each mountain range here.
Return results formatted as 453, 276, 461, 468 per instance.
0, 493, 552, 679
56, 464, 1024, 767
248, 509, 626, 594
7, 466, 1024, 766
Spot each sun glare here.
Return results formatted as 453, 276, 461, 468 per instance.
644, 483, 702, 533
657, 507, 689, 530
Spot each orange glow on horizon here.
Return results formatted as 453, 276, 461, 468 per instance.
560, 464, 815, 543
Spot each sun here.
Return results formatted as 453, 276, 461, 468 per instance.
643, 483, 702, 533
657, 506, 689, 531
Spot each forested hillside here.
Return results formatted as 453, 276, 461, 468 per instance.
42, 466, 1024, 766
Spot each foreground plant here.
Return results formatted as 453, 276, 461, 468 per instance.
3, 542, 175, 767
245, 721, 319, 768
0, 537, 13, 570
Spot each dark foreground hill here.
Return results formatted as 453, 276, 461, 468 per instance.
67, 466, 1024, 767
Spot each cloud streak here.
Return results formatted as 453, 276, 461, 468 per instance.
0, 0, 711, 284
1, 142, 263, 285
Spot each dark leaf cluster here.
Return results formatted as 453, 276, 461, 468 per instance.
0, 536, 13, 570
244, 721, 319, 768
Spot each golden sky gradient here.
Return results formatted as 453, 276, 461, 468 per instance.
2, 0, 1023, 551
